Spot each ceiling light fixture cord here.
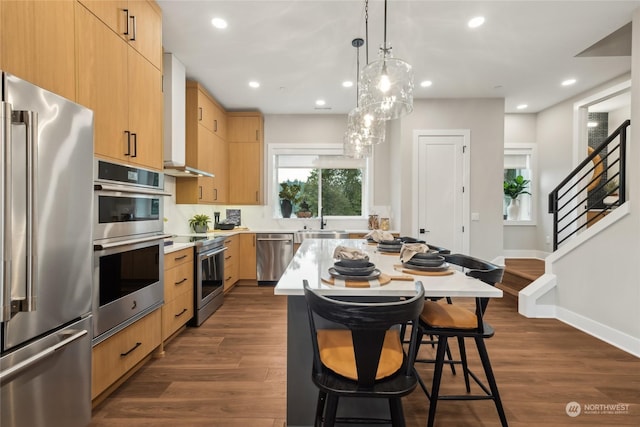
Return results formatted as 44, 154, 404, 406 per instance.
365, 0, 369, 65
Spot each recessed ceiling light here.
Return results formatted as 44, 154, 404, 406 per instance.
587, 121, 599, 128
342, 81, 354, 88
248, 81, 260, 88
516, 104, 528, 110
468, 16, 485, 28
315, 99, 326, 106
420, 80, 433, 88
562, 78, 577, 86
211, 17, 227, 29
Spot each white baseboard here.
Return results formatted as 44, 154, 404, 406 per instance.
502, 249, 550, 259
556, 306, 640, 358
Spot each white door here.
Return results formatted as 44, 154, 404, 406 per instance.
413, 131, 469, 254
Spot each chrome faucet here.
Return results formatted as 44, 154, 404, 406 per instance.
320, 208, 327, 230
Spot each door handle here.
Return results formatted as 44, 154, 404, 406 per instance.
0, 329, 88, 382
419, 228, 429, 234
131, 132, 137, 157
124, 130, 131, 156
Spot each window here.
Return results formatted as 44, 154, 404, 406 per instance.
269, 144, 370, 219
504, 144, 536, 224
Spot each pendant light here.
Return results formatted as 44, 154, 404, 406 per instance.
345, 38, 385, 150
359, 0, 413, 120
343, 133, 373, 159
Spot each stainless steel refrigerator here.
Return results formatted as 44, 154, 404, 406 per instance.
0, 72, 94, 427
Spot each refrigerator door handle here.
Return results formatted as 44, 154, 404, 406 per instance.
0, 101, 11, 322
0, 329, 88, 383
11, 109, 38, 313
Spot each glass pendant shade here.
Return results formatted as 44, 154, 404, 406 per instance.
343, 132, 373, 159
359, 44, 414, 120
346, 107, 386, 145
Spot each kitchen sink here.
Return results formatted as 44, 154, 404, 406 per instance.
294, 230, 349, 243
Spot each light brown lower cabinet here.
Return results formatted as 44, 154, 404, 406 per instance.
223, 235, 239, 292
162, 248, 194, 341
239, 233, 257, 280
91, 309, 161, 400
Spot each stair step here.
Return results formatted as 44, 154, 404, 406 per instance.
497, 258, 545, 306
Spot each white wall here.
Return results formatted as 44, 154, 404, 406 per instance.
522, 11, 640, 354
396, 98, 505, 261
504, 114, 539, 251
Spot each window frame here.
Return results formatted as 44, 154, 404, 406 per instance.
504, 143, 537, 226
267, 143, 373, 220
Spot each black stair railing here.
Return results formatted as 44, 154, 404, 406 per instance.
548, 119, 629, 250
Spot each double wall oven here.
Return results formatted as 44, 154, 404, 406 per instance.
92, 160, 170, 343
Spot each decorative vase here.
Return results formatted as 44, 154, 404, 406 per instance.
281, 200, 293, 218
194, 224, 207, 233
507, 198, 520, 220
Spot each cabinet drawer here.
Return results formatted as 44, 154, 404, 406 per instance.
92, 309, 161, 399
162, 290, 194, 341
164, 262, 194, 301
164, 247, 193, 270
224, 262, 237, 292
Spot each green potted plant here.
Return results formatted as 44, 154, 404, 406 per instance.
188, 213, 211, 233
279, 183, 301, 218
503, 175, 531, 220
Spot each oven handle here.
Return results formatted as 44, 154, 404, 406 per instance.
93, 183, 172, 197
199, 246, 227, 259
94, 234, 172, 250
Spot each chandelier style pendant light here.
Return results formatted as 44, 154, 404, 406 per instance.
344, 38, 385, 158
359, 0, 414, 120
343, 136, 373, 159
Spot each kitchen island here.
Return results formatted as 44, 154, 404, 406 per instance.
274, 238, 502, 427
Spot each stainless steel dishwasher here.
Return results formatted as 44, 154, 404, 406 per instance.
256, 233, 295, 284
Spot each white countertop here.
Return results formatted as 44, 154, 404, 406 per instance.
164, 242, 194, 254
274, 239, 503, 298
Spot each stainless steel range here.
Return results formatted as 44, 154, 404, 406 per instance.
172, 235, 227, 326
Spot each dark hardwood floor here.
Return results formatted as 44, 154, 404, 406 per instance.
91, 283, 640, 427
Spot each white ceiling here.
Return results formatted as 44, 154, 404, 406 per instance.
158, 0, 639, 115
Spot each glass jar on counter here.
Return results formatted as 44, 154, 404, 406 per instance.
380, 217, 390, 231
368, 214, 379, 230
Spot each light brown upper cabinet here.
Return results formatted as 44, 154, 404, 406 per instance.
185, 81, 226, 175
77, 0, 162, 70
175, 176, 216, 205
211, 135, 228, 203
76, 2, 163, 171
228, 112, 264, 205
0, 0, 76, 101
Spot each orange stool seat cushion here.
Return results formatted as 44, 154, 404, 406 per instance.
420, 300, 478, 329
316, 329, 404, 381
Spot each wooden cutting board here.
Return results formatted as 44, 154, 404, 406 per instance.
321, 273, 392, 288
393, 265, 454, 276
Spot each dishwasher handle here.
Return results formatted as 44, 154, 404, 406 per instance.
256, 237, 293, 242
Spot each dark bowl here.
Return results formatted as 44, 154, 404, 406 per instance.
379, 239, 402, 245
335, 258, 370, 268
412, 252, 443, 260
333, 262, 376, 276
399, 236, 426, 244
215, 223, 235, 230
406, 255, 445, 267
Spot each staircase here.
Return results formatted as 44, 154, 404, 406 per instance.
497, 258, 545, 304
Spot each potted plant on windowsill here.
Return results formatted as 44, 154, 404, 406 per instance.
189, 213, 211, 233
279, 183, 301, 218
503, 175, 531, 220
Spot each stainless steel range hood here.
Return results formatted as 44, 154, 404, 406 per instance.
162, 53, 214, 178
